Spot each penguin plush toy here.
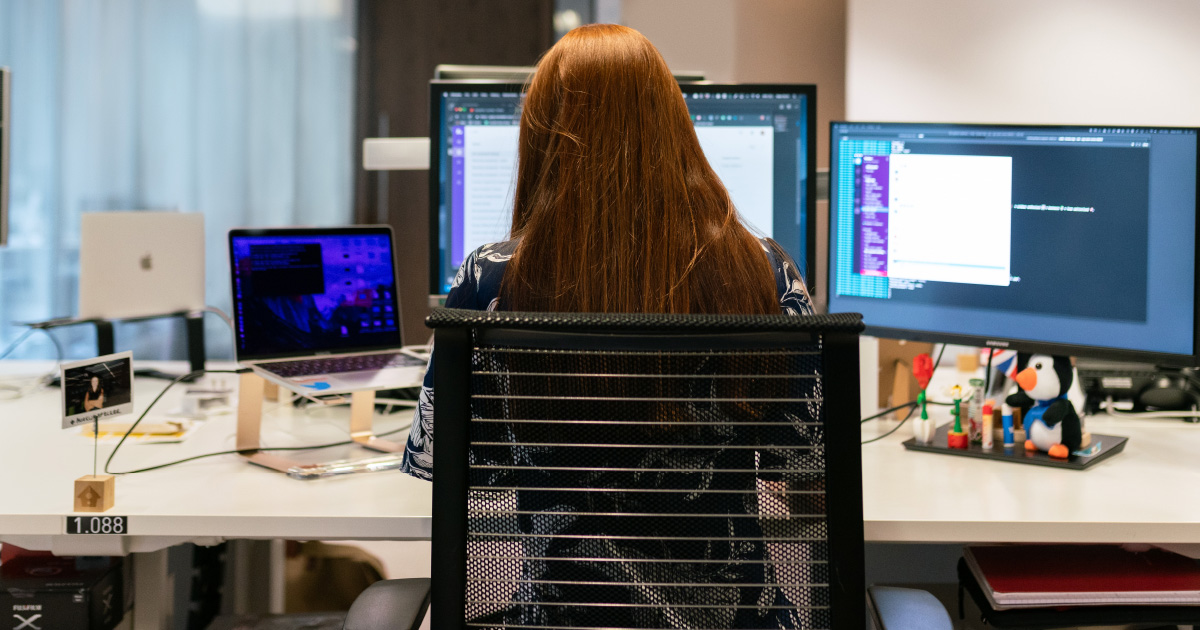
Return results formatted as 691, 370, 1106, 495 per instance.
1005, 353, 1087, 459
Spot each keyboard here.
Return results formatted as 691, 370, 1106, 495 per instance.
261, 353, 423, 378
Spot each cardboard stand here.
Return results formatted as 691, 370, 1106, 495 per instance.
236, 372, 403, 473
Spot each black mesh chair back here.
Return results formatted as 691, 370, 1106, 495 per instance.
428, 310, 865, 630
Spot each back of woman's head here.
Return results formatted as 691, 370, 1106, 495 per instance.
501, 24, 780, 315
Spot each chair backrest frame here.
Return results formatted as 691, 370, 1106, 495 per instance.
430, 309, 864, 630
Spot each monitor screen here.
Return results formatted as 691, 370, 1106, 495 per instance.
428, 80, 817, 296
827, 122, 1200, 365
229, 227, 402, 360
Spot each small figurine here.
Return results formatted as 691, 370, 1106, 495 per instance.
981, 400, 995, 450
947, 385, 968, 449
967, 378, 985, 442
911, 353, 936, 443
1002, 353, 1088, 459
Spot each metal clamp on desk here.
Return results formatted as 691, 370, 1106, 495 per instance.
235, 372, 403, 473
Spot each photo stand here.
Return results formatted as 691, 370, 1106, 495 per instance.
63, 351, 135, 512
236, 372, 404, 474
903, 423, 1127, 470
27, 310, 206, 378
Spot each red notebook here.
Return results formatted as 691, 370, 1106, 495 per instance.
964, 544, 1200, 609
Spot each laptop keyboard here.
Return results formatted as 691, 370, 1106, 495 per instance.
262, 353, 424, 378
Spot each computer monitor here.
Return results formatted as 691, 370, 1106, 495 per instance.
428, 80, 816, 298
432, 64, 704, 84
827, 122, 1200, 366
1, 67, 10, 247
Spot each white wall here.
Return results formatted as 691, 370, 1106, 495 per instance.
847, 0, 1200, 126
621, 0, 739, 81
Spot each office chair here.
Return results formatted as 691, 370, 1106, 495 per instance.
343, 309, 949, 630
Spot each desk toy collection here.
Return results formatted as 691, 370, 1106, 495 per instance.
911, 351, 1092, 460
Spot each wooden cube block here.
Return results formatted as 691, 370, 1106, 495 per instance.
74, 475, 115, 513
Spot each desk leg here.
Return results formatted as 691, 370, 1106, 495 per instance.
349, 390, 405, 452
221, 540, 283, 616
131, 550, 168, 630
131, 546, 192, 630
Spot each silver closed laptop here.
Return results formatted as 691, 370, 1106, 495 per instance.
78, 212, 206, 320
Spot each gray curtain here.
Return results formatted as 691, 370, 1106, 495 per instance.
0, 0, 357, 360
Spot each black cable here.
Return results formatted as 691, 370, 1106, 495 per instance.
104, 369, 244, 474
862, 400, 917, 445
861, 401, 918, 424
104, 368, 412, 475
983, 346, 996, 395
860, 344, 949, 423
107, 426, 412, 475
931, 343, 946, 378
859, 343, 949, 444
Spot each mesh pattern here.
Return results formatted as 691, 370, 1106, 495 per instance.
462, 336, 832, 630
428, 308, 864, 334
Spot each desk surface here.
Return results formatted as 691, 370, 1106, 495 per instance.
862, 373, 1200, 544
6, 361, 1200, 554
0, 362, 431, 555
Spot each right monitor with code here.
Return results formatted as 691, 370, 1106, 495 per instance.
827, 122, 1200, 366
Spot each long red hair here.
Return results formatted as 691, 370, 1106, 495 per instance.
499, 24, 780, 315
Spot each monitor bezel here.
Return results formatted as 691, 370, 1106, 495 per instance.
428, 79, 819, 298
827, 120, 1200, 367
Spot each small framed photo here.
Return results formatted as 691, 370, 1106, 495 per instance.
61, 351, 134, 429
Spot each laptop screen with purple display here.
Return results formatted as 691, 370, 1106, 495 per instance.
229, 226, 402, 360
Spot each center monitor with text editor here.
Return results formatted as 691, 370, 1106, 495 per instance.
428, 80, 817, 298
827, 122, 1200, 366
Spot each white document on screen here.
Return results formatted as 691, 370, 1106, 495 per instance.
463, 125, 520, 255
886, 153, 1012, 287
695, 126, 774, 237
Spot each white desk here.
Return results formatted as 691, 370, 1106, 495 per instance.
0, 361, 432, 556
7, 360, 1200, 552
861, 372, 1200, 545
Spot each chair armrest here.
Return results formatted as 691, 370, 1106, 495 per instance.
343, 578, 431, 630
868, 585, 952, 630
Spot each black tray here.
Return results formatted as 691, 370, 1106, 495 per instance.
902, 423, 1127, 470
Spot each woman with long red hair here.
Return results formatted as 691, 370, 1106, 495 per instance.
401, 21, 811, 473
400, 24, 817, 629
402, 23, 811, 480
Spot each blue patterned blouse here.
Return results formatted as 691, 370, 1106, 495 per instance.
399, 238, 814, 480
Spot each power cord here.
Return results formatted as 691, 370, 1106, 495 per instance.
861, 401, 918, 445
104, 369, 413, 475
860, 343, 947, 444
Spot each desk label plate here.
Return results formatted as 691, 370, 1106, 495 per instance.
65, 515, 128, 535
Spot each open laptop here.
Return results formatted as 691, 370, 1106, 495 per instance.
79, 212, 206, 320
228, 226, 425, 395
